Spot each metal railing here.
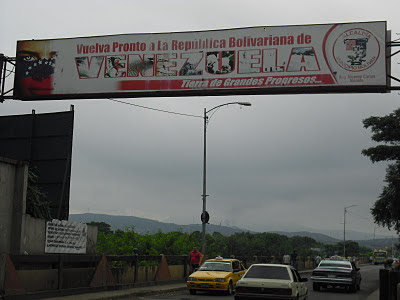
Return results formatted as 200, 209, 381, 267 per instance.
2, 253, 369, 298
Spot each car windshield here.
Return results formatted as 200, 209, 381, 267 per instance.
319, 260, 351, 268
198, 261, 231, 272
244, 265, 290, 280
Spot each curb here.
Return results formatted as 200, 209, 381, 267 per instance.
367, 288, 379, 300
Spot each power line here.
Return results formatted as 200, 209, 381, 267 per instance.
346, 211, 395, 235
347, 211, 371, 221
108, 98, 202, 119
346, 211, 374, 227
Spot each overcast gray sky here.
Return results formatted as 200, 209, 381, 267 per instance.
1, 0, 400, 240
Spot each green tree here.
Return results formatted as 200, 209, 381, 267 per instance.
359, 245, 373, 256
362, 108, 400, 233
289, 236, 318, 257
324, 244, 340, 257
87, 221, 112, 234
337, 241, 360, 257
26, 169, 51, 219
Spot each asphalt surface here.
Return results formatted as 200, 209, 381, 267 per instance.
40, 267, 380, 300
41, 282, 380, 300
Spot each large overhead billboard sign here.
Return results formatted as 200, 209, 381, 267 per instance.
13, 21, 388, 100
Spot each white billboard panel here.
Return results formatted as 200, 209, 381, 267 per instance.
14, 21, 388, 100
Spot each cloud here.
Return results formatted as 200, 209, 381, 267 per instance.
1, 0, 399, 239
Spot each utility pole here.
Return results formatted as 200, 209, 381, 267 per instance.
201, 102, 251, 255
343, 205, 357, 257
0, 53, 4, 103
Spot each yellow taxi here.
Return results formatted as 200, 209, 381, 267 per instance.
187, 256, 246, 295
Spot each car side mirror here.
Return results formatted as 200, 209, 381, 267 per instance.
301, 278, 308, 282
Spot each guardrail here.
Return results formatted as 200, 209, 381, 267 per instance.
1, 253, 369, 299
2, 253, 189, 299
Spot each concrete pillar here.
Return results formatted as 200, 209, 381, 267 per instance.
0, 158, 28, 293
0, 253, 5, 294
0, 157, 28, 254
11, 161, 28, 254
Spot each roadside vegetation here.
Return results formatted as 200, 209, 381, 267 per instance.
363, 108, 400, 234
88, 221, 372, 259
26, 168, 52, 219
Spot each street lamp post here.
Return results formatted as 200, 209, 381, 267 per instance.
343, 204, 357, 257
201, 101, 251, 255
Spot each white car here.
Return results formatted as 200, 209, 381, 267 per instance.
235, 263, 308, 300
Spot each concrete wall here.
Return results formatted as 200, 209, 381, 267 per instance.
18, 215, 98, 255
0, 156, 97, 256
0, 156, 97, 293
0, 158, 15, 253
0, 157, 28, 293
137, 265, 158, 282
0, 157, 28, 255
113, 266, 134, 284
169, 265, 185, 280
19, 215, 46, 255
18, 269, 59, 292
15, 264, 185, 292
86, 226, 98, 254
17, 268, 97, 292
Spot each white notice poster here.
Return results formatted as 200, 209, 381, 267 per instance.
45, 219, 87, 254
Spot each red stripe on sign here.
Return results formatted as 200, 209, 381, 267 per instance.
315, 74, 336, 84
118, 74, 337, 91
119, 80, 184, 90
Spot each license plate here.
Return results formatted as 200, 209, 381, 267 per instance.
200, 283, 211, 288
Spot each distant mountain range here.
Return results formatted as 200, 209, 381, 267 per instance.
69, 213, 245, 236
69, 213, 397, 249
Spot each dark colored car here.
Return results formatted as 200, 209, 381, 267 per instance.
311, 258, 361, 292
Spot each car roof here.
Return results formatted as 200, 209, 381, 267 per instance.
322, 258, 350, 262
328, 256, 344, 260
318, 259, 352, 266
249, 263, 292, 268
205, 258, 238, 262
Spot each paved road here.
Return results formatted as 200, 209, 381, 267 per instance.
131, 264, 381, 300
305, 264, 381, 300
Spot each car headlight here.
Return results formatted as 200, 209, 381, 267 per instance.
188, 277, 197, 281
214, 278, 226, 282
